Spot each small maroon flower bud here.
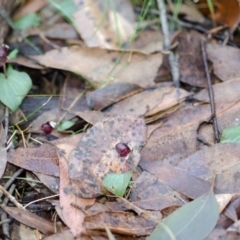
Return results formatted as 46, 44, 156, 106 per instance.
0, 44, 9, 67
115, 143, 131, 157
41, 122, 53, 134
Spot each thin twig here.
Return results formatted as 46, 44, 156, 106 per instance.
4, 107, 9, 146
0, 185, 24, 209
24, 194, 59, 209
0, 169, 24, 200
201, 40, 219, 142
1, 184, 15, 237
157, 0, 180, 88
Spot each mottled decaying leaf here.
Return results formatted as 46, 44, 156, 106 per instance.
68, 115, 146, 198
87, 82, 143, 110
2, 206, 54, 235
207, 44, 240, 81
84, 212, 157, 236
31, 46, 162, 88
56, 133, 95, 237
148, 187, 219, 240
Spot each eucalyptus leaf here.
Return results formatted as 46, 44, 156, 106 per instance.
103, 172, 132, 197
148, 188, 219, 240
220, 126, 240, 143
14, 13, 41, 30
0, 65, 32, 112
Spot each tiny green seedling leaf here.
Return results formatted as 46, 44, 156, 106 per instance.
14, 13, 41, 30
0, 65, 32, 112
148, 187, 219, 240
8, 49, 19, 60
220, 126, 240, 143
57, 120, 75, 132
103, 172, 132, 197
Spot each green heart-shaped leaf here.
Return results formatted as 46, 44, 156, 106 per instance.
0, 65, 32, 112
103, 172, 132, 197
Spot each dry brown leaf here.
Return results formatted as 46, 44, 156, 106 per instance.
215, 193, 236, 213
130, 171, 183, 211
140, 161, 220, 200
145, 88, 190, 116
73, 110, 106, 125
7, 57, 45, 69
7, 144, 59, 177
207, 44, 240, 81
108, 85, 173, 116
56, 133, 94, 237
168, 3, 205, 23
87, 82, 143, 110
73, 0, 117, 48
43, 230, 75, 240
31, 45, 162, 88
108, 9, 135, 43
84, 211, 157, 236
68, 115, 146, 198
2, 206, 54, 235
13, 0, 47, 20
194, 79, 240, 103
42, 23, 78, 40
34, 172, 59, 194
177, 143, 240, 194
141, 101, 240, 165
134, 30, 163, 54
176, 30, 207, 87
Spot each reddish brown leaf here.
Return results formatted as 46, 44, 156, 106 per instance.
68, 115, 146, 198
197, 0, 240, 32
2, 206, 54, 235
84, 212, 157, 236
7, 144, 59, 177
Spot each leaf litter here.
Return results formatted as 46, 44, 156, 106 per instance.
2, 0, 240, 239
